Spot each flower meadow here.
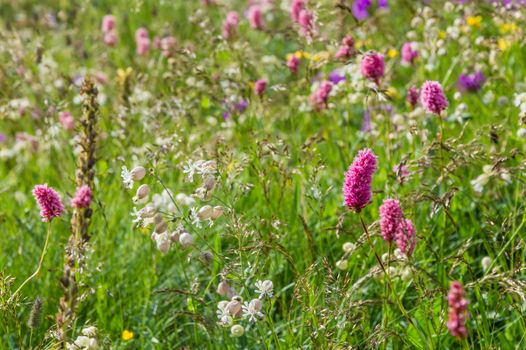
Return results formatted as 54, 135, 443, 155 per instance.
1, 0, 526, 348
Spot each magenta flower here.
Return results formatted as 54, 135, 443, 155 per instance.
33, 184, 65, 222
59, 111, 74, 130
406, 86, 419, 109
135, 27, 148, 41
160, 36, 176, 57
103, 30, 118, 46
254, 79, 268, 96
72, 185, 92, 209
309, 81, 333, 110
379, 199, 403, 241
420, 81, 448, 115
223, 11, 239, 39
361, 51, 385, 85
298, 9, 314, 37
287, 55, 300, 74
343, 149, 378, 212
396, 219, 416, 256
457, 71, 485, 93
248, 5, 264, 30
335, 36, 355, 60
401, 42, 419, 64
101, 15, 116, 32
290, 0, 305, 22
447, 281, 469, 338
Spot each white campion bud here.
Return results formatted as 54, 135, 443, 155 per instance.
481, 256, 492, 271
130, 166, 146, 181
211, 206, 224, 220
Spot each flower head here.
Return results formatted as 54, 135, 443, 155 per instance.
223, 11, 239, 39
396, 219, 416, 256
254, 79, 267, 96
420, 81, 448, 115
309, 81, 333, 110
248, 5, 264, 29
361, 51, 385, 85
287, 54, 300, 74
457, 71, 485, 93
72, 185, 92, 209
254, 280, 274, 299
401, 42, 419, 64
406, 86, 419, 108
343, 149, 377, 212
447, 281, 469, 338
352, 0, 372, 20
33, 184, 65, 222
290, 0, 305, 22
101, 15, 115, 32
379, 199, 403, 241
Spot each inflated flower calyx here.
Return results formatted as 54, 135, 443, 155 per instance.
203, 176, 216, 191
153, 214, 163, 225
179, 232, 194, 247
156, 232, 171, 253
249, 298, 263, 311
197, 205, 214, 219
227, 299, 242, 316
170, 231, 180, 242
217, 281, 231, 296
336, 259, 348, 270
134, 184, 150, 201
155, 221, 168, 234
130, 166, 146, 181
230, 324, 244, 337
139, 205, 156, 218
211, 206, 224, 219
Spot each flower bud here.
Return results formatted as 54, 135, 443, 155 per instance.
230, 324, 244, 337
249, 298, 263, 311
481, 256, 491, 271
226, 300, 242, 316
217, 281, 231, 296
135, 184, 150, 200
130, 166, 146, 181
335, 259, 348, 270
197, 205, 214, 219
179, 232, 194, 247
211, 206, 224, 219
155, 221, 168, 233
342, 242, 355, 253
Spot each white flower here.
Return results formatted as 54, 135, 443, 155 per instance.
242, 299, 264, 323
183, 160, 201, 181
217, 301, 233, 326
121, 166, 133, 189
254, 280, 274, 299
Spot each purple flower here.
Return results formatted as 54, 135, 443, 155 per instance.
235, 99, 249, 112
361, 109, 371, 132
457, 71, 485, 93
420, 81, 448, 115
33, 184, 65, 222
72, 185, 92, 209
447, 281, 469, 338
396, 219, 416, 256
361, 51, 385, 85
352, 0, 372, 20
328, 70, 346, 85
343, 148, 377, 212
379, 199, 403, 241
407, 86, 419, 108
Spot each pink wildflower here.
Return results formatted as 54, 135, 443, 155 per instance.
298, 9, 314, 37
447, 281, 469, 338
248, 6, 264, 30
160, 36, 176, 57
343, 149, 377, 212
59, 111, 74, 130
335, 36, 355, 60
72, 185, 92, 209
396, 219, 416, 256
361, 51, 384, 85
420, 81, 448, 115
101, 15, 116, 32
290, 0, 305, 22
254, 79, 267, 96
287, 55, 300, 74
103, 30, 118, 46
223, 11, 239, 39
32, 184, 65, 222
309, 81, 333, 110
135, 27, 148, 41
406, 86, 419, 109
401, 42, 419, 64
379, 199, 403, 241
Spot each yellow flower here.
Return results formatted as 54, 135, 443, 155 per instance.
499, 22, 517, 34
466, 16, 482, 28
497, 38, 510, 51
438, 31, 447, 39
355, 40, 364, 49
294, 50, 310, 59
387, 49, 398, 58
311, 51, 330, 62
122, 330, 134, 341
386, 87, 399, 99
116, 67, 133, 85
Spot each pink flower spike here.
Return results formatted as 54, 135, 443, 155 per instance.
72, 185, 92, 209
101, 15, 116, 32
59, 111, 74, 130
135, 27, 148, 41
309, 81, 333, 111
290, 0, 305, 23
447, 281, 469, 338
343, 148, 377, 212
379, 199, 403, 242
103, 30, 118, 46
33, 184, 65, 222
396, 219, 416, 256
248, 6, 264, 30
298, 9, 314, 37
287, 55, 300, 74
361, 51, 384, 85
401, 42, 419, 64
254, 79, 267, 96
420, 81, 448, 115
223, 11, 239, 39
